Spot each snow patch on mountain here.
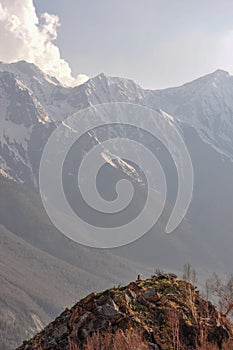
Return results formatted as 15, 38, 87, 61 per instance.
0, 120, 31, 150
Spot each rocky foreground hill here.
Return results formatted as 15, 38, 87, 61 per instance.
17, 274, 233, 350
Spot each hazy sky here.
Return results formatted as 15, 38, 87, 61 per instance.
1, 0, 233, 88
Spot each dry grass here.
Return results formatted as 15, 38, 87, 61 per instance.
69, 329, 150, 350
69, 327, 233, 350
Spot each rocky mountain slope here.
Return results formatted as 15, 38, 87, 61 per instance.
0, 67, 53, 186
17, 274, 233, 350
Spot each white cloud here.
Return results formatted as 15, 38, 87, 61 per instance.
0, 0, 89, 86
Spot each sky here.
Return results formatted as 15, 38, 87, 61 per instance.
1, 0, 233, 88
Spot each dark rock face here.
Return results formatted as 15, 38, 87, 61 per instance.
17, 275, 233, 350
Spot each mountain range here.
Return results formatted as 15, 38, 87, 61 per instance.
1, 61, 233, 348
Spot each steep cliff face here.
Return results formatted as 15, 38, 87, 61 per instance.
17, 275, 233, 350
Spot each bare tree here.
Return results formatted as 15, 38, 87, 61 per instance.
182, 263, 198, 285
206, 273, 233, 317
154, 267, 165, 276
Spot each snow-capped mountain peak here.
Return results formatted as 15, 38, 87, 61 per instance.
0, 60, 62, 87
210, 68, 229, 78
0, 61, 64, 114
146, 69, 233, 157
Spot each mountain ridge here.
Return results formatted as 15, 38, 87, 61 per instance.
2, 61, 233, 188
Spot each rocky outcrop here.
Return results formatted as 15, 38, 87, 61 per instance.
17, 274, 233, 349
